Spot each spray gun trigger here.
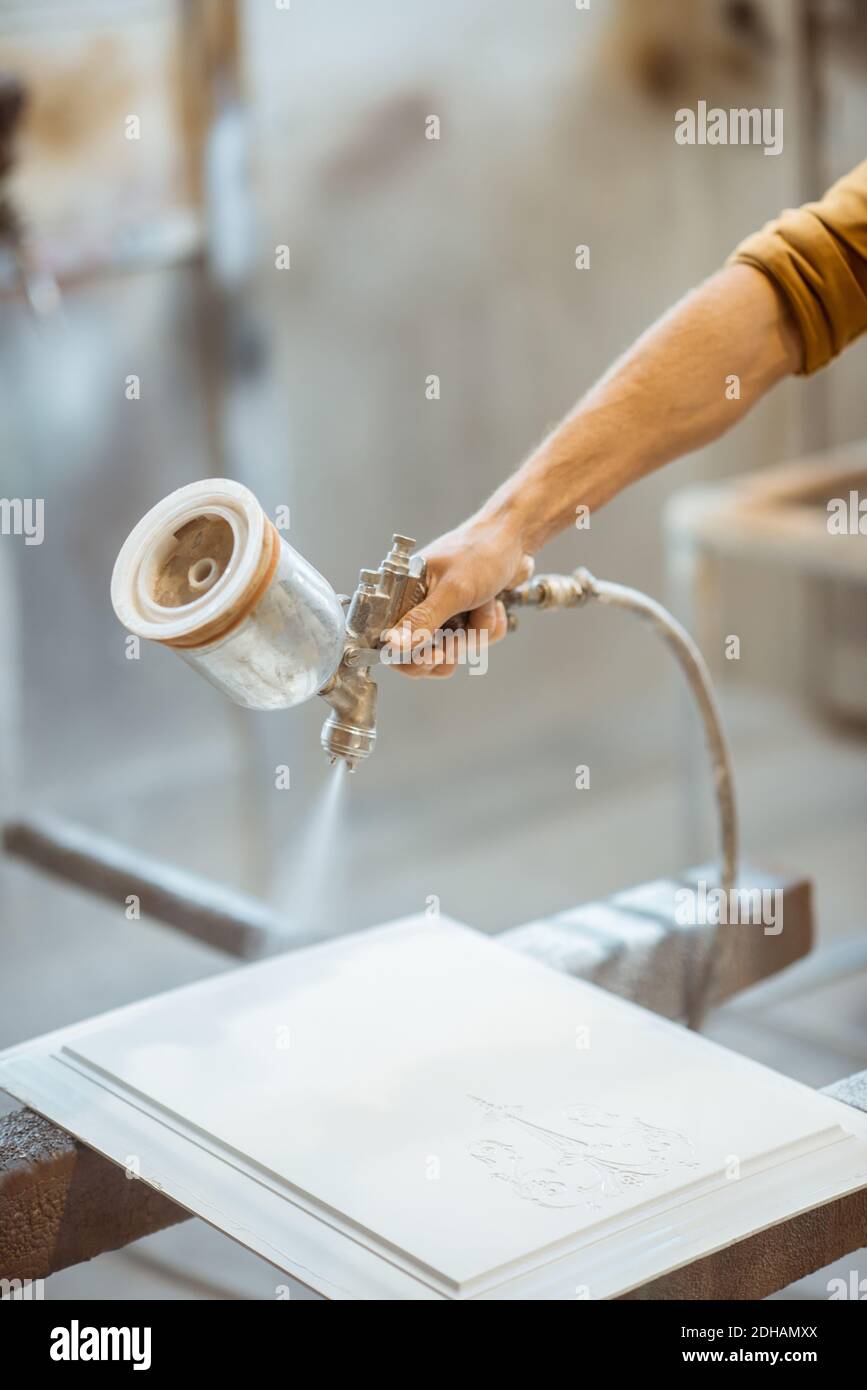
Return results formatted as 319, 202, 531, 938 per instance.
343, 645, 381, 668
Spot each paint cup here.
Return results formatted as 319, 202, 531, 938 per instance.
111, 479, 346, 709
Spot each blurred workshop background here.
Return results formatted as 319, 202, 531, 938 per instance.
0, 0, 866, 1297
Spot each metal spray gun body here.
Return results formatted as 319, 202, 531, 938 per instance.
318, 532, 525, 768
318, 535, 425, 769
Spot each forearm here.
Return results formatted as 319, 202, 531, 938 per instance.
481, 263, 802, 554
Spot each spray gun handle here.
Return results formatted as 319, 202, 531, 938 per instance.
440, 607, 519, 635
344, 603, 503, 669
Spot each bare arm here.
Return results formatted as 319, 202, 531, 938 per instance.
388, 262, 802, 675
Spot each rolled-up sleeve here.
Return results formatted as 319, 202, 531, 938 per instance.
727, 159, 867, 374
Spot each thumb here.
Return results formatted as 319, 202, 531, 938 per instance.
384, 579, 464, 654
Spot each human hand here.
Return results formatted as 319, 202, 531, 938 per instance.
383, 511, 534, 677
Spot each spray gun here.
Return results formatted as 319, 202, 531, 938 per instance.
111, 481, 451, 772
318, 533, 428, 769
111, 478, 738, 1021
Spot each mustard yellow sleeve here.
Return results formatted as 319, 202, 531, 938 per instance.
726, 159, 867, 374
